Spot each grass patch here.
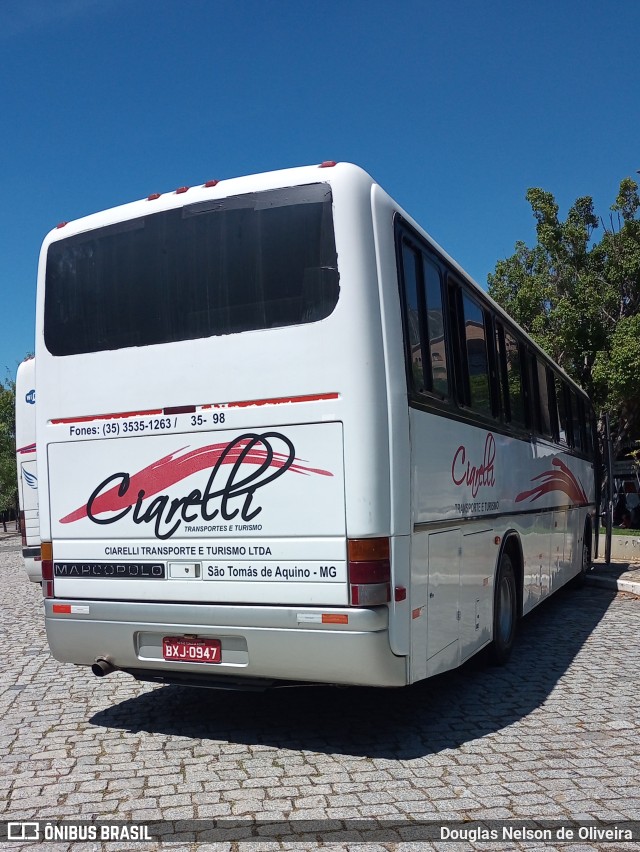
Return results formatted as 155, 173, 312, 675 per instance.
601, 526, 640, 536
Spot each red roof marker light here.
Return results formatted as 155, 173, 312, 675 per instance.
319, 161, 337, 168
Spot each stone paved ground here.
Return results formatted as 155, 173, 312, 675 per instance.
1, 535, 639, 851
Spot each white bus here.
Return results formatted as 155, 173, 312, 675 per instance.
15, 357, 41, 582
36, 163, 597, 689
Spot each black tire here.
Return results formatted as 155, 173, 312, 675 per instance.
489, 551, 518, 665
571, 532, 591, 589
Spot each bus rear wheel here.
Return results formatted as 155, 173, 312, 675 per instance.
571, 533, 592, 589
489, 552, 517, 666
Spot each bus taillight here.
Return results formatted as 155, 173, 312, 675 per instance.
41, 541, 54, 598
347, 537, 391, 606
19, 511, 26, 547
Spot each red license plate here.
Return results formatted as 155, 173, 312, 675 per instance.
162, 636, 222, 664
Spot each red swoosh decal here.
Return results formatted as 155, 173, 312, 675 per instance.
515, 458, 588, 504
60, 439, 332, 524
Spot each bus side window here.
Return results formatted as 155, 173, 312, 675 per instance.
536, 360, 554, 439
400, 242, 428, 394
570, 390, 585, 452
554, 375, 570, 446
422, 256, 449, 398
460, 292, 492, 418
399, 234, 450, 401
497, 325, 527, 429
527, 352, 541, 433
495, 323, 510, 421
586, 404, 596, 459
447, 280, 467, 407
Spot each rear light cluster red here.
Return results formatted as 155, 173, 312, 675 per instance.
347, 537, 390, 606
19, 511, 26, 547
41, 541, 54, 598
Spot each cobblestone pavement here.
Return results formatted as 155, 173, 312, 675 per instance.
1, 535, 639, 852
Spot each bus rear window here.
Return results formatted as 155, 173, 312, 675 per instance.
44, 184, 339, 355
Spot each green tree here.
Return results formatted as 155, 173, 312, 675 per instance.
0, 375, 17, 530
488, 177, 640, 448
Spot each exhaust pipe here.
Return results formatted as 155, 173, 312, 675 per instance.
91, 656, 117, 677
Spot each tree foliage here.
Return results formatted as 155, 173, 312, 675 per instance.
488, 177, 640, 447
0, 375, 16, 516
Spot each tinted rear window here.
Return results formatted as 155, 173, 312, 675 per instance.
45, 183, 339, 355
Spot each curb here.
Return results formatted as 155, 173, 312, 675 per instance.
585, 572, 640, 597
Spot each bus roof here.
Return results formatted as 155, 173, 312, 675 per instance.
42, 161, 588, 400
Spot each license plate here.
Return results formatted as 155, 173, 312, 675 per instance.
162, 636, 222, 663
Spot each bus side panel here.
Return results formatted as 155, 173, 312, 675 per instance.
407, 406, 595, 677
19, 459, 39, 544
408, 530, 428, 682
371, 184, 412, 657
460, 527, 494, 662
15, 358, 41, 581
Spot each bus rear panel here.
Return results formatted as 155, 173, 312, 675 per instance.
37, 164, 409, 689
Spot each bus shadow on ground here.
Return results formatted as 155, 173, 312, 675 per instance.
90, 585, 616, 759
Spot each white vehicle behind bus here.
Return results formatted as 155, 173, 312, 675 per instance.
36, 162, 597, 689
15, 357, 41, 582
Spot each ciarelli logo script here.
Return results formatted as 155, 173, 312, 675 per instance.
60, 433, 332, 540
451, 433, 496, 498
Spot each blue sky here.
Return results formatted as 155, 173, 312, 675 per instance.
1, 0, 639, 380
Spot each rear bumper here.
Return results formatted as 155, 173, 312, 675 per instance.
22, 548, 42, 583
44, 599, 408, 688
